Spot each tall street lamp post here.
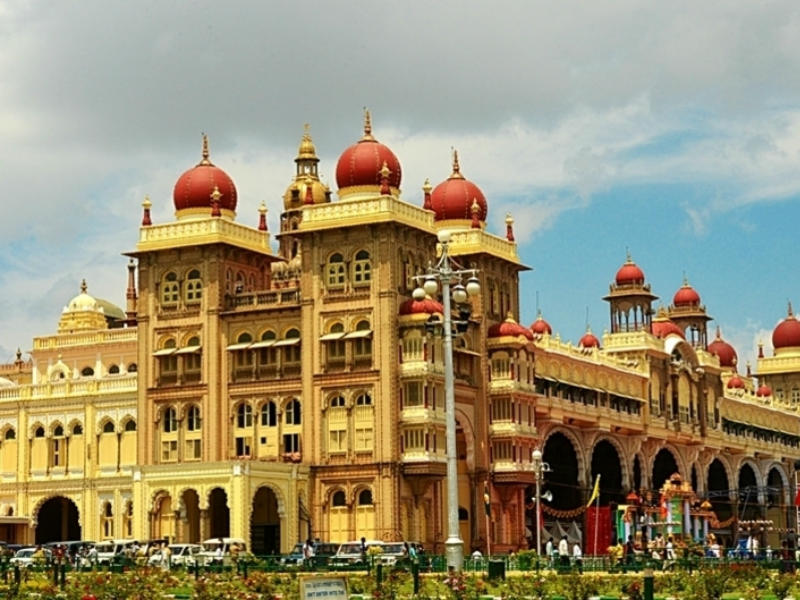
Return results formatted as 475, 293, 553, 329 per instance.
414, 229, 480, 571
531, 448, 551, 561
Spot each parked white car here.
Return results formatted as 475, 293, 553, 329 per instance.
10, 547, 52, 568
331, 540, 384, 566
196, 537, 247, 566
147, 544, 202, 567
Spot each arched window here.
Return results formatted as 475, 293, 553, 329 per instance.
81, 366, 94, 377
237, 403, 253, 428
187, 406, 201, 431
185, 269, 203, 304
158, 339, 178, 385
4, 428, 15, 440
127, 363, 137, 373
332, 490, 347, 507
234, 333, 253, 368
326, 323, 346, 362
183, 336, 202, 381
162, 408, 178, 433
34, 427, 45, 438
260, 401, 277, 427
330, 395, 345, 408
102, 502, 114, 538
124, 419, 137, 432
103, 421, 115, 434
358, 489, 373, 505
356, 393, 372, 406
327, 253, 346, 289
161, 272, 179, 305
53, 425, 64, 437
257, 330, 277, 367
352, 320, 373, 359
108, 364, 120, 375
72, 424, 83, 436
352, 250, 371, 285
285, 399, 301, 425
284, 329, 301, 364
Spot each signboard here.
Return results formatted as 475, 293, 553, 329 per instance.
299, 576, 348, 600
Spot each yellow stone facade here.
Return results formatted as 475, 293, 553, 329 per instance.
1, 119, 799, 553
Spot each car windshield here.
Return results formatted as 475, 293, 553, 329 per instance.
384, 543, 405, 554
16, 550, 33, 557
201, 541, 221, 552
338, 543, 363, 554
289, 543, 303, 555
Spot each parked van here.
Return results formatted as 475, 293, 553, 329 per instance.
197, 537, 247, 566
331, 540, 384, 566
94, 539, 137, 565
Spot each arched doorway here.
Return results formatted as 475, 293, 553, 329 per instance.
152, 492, 174, 541
181, 489, 200, 543
251, 487, 280, 555
707, 459, 731, 521
542, 432, 580, 510
766, 467, 785, 548
652, 448, 679, 492
590, 440, 624, 504
36, 497, 80, 543
209, 488, 230, 539
738, 463, 760, 521
632, 456, 642, 492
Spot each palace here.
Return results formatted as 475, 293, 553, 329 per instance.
1, 113, 799, 554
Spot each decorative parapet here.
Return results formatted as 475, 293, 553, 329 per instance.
136, 217, 271, 254
300, 195, 435, 233
489, 421, 537, 437
0, 374, 137, 402
602, 330, 664, 352
33, 327, 137, 351
400, 406, 446, 425
719, 393, 800, 427
444, 228, 522, 265
756, 353, 800, 375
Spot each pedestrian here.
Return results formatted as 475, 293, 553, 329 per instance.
624, 535, 635, 564
360, 537, 367, 564
572, 542, 583, 574
558, 535, 569, 567
664, 536, 675, 570
302, 538, 315, 567
545, 536, 554, 567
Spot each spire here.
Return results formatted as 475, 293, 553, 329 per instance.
210, 186, 222, 217
80, 279, 88, 294
758, 341, 764, 358
470, 198, 480, 229
14, 348, 22, 364
258, 202, 268, 232
505, 213, 515, 241
714, 325, 722, 340
361, 108, 375, 141
625, 248, 633, 263
450, 149, 465, 179
422, 178, 432, 210
126, 259, 137, 323
297, 123, 318, 160
303, 175, 314, 205
380, 161, 391, 195
141, 195, 152, 226
788, 300, 794, 318
199, 133, 212, 166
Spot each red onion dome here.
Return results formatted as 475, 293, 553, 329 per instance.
650, 308, 685, 339
173, 135, 237, 215
773, 302, 800, 350
579, 327, 600, 348
335, 110, 401, 193
673, 278, 701, 307
727, 375, 745, 389
756, 384, 772, 397
530, 310, 552, 336
615, 252, 645, 286
399, 288, 443, 316
488, 314, 534, 340
429, 150, 488, 223
707, 326, 737, 368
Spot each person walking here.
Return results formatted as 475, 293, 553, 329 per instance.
545, 537, 554, 567
572, 542, 583, 574
558, 535, 570, 568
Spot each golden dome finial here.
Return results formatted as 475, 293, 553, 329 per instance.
625, 247, 632, 263
80, 279, 88, 294
142, 195, 151, 209
297, 123, 317, 159
258, 201, 267, 216
422, 178, 432, 194
361, 108, 375, 141
682, 272, 689, 286
505, 213, 514, 226
450, 149, 465, 179
199, 133, 212, 166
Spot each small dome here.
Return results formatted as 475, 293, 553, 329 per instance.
488, 314, 533, 340
530, 311, 552, 336
651, 308, 685, 339
429, 150, 488, 223
336, 111, 401, 193
283, 125, 330, 210
727, 375, 745, 389
173, 135, 237, 216
673, 279, 701, 307
67, 280, 100, 312
756, 384, 772, 397
707, 327, 737, 368
615, 253, 646, 286
773, 303, 800, 350
579, 327, 600, 348
399, 296, 444, 316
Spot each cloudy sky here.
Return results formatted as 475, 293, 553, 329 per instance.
1, 0, 799, 369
